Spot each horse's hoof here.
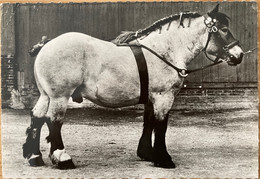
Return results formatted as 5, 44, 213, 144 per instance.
50, 149, 76, 169
57, 159, 76, 170
154, 160, 176, 168
137, 149, 154, 161
137, 137, 154, 161
153, 152, 176, 168
28, 155, 45, 167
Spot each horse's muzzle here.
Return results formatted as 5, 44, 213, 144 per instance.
227, 53, 243, 66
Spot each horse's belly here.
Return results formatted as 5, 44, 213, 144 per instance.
83, 68, 140, 108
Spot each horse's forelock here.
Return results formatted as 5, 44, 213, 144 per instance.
215, 12, 230, 26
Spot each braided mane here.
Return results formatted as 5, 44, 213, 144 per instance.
112, 11, 201, 44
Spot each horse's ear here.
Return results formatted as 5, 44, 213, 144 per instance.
208, 4, 219, 17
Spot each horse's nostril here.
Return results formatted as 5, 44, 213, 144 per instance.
229, 53, 243, 65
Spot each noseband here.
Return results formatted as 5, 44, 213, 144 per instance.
202, 14, 240, 63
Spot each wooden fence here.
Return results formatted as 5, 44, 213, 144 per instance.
2, 2, 258, 92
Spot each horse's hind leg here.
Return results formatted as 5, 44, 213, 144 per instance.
23, 94, 49, 166
45, 96, 75, 169
137, 100, 155, 161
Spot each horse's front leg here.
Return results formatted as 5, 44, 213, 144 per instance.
137, 100, 155, 161
152, 92, 176, 168
45, 97, 75, 169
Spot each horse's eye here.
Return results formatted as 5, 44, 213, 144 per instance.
221, 28, 228, 33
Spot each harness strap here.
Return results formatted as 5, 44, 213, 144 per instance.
130, 46, 149, 104
186, 60, 223, 73
117, 42, 223, 78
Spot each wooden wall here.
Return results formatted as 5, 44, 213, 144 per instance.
7, 2, 259, 90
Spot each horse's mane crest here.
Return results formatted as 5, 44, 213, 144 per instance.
112, 11, 201, 44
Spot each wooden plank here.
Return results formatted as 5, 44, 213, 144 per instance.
185, 2, 204, 84
144, 2, 158, 26
90, 2, 102, 39
237, 2, 258, 82
106, 3, 118, 41
1, 4, 15, 56
83, 3, 94, 36
72, 3, 82, 33
250, 2, 258, 82
133, 2, 146, 30
16, 5, 30, 75
118, 2, 135, 33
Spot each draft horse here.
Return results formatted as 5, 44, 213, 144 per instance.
23, 5, 244, 169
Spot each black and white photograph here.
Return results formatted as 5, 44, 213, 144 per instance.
1, 1, 258, 178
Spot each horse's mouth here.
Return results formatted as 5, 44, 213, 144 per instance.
224, 56, 242, 66
227, 60, 237, 66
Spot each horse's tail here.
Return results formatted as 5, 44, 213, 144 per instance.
28, 36, 51, 57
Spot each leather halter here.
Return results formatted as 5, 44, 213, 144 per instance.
202, 14, 240, 63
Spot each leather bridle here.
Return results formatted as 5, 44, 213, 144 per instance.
202, 14, 240, 64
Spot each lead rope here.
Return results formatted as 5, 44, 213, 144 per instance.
243, 47, 257, 55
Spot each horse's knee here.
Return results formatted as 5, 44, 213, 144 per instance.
151, 92, 175, 121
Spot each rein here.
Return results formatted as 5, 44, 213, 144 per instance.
117, 42, 224, 78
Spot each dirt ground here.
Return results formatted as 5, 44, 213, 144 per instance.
1, 107, 258, 178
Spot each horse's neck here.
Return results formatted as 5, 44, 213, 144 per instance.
140, 16, 208, 69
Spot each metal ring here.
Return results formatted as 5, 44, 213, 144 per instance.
208, 28, 213, 33
212, 26, 218, 32
179, 69, 188, 78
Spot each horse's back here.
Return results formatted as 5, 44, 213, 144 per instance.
34, 32, 140, 106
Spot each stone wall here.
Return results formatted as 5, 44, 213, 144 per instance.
1, 55, 15, 107
173, 87, 258, 110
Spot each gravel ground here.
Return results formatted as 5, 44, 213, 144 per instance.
1, 108, 258, 178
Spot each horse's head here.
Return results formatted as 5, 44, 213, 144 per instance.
203, 4, 244, 66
